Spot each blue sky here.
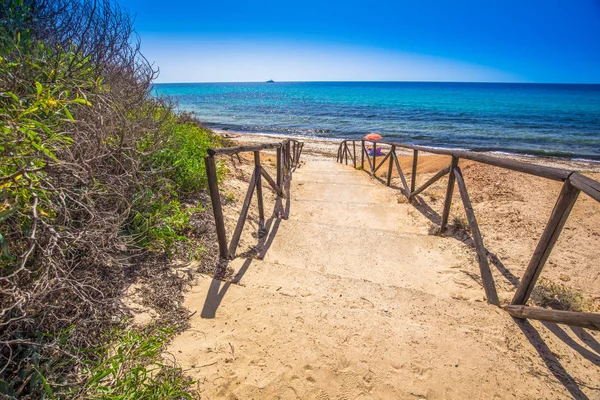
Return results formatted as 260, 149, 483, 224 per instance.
119, 0, 600, 83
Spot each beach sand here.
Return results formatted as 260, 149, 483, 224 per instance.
167, 132, 600, 398
230, 132, 600, 298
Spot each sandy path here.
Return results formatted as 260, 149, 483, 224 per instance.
168, 152, 600, 398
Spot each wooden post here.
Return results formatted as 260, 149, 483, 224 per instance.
254, 151, 265, 232
361, 140, 365, 170
372, 142, 377, 175
261, 167, 282, 196
408, 166, 450, 201
362, 143, 374, 172
205, 156, 228, 260
353, 141, 356, 168
276, 147, 282, 193
454, 166, 499, 305
504, 305, 600, 331
392, 152, 410, 195
511, 180, 580, 305
387, 145, 394, 186
297, 143, 303, 167
441, 156, 459, 232
292, 141, 297, 169
344, 142, 348, 165
411, 149, 418, 193
373, 152, 392, 174
229, 171, 258, 256
286, 140, 291, 175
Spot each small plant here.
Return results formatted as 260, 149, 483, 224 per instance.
225, 193, 236, 203
531, 278, 596, 312
428, 193, 439, 202
452, 215, 470, 234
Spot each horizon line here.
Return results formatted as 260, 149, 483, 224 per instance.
153, 80, 600, 85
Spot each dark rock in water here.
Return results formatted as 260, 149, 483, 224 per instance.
266, 79, 274, 83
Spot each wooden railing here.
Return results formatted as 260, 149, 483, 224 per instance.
205, 139, 304, 260
338, 139, 600, 330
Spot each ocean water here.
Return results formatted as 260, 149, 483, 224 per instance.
153, 82, 600, 160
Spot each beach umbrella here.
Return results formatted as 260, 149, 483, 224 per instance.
364, 133, 382, 141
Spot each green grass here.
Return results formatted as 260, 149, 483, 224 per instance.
74, 326, 197, 399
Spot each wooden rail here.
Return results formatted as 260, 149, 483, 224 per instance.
337, 139, 600, 330
205, 139, 303, 260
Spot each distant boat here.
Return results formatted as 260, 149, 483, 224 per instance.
266, 79, 274, 83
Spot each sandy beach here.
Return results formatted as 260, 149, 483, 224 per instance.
167, 131, 600, 398
217, 131, 600, 304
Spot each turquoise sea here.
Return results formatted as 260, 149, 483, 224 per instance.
153, 82, 600, 161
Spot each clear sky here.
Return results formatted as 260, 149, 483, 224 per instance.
118, 0, 600, 83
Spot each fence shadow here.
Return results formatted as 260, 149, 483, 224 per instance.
365, 166, 600, 386
201, 257, 252, 319
258, 175, 291, 257
542, 323, 600, 366
514, 318, 590, 399
202, 177, 291, 319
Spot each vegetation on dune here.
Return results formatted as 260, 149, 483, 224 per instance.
0, 0, 225, 397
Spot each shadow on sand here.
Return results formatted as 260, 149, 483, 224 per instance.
201, 175, 292, 319
201, 162, 598, 397
369, 166, 599, 398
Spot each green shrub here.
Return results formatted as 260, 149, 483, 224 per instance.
148, 121, 225, 193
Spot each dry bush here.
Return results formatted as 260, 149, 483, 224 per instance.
0, 0, 223, 396
531, 278, 597, 313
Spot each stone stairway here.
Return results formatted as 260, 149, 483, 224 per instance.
167, 160, 574, 399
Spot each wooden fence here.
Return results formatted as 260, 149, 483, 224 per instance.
337, 139, 600, 330
205, 139, 304, 260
